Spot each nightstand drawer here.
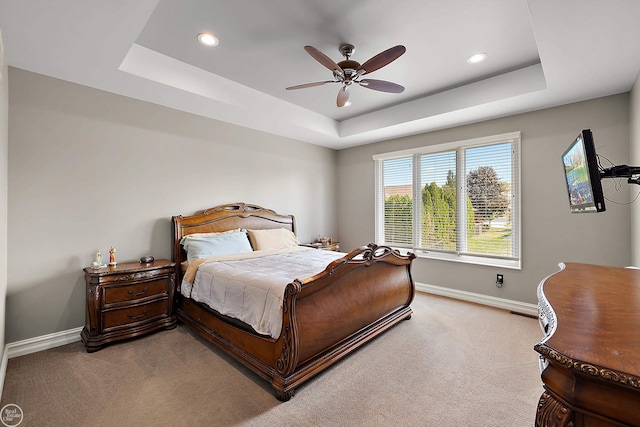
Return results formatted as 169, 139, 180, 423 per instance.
103, 299, 168, 331
103, 278, 168, 305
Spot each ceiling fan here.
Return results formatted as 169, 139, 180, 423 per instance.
286, 43, 406, 107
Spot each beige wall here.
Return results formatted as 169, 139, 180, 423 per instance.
6, 68, 337, 343
630, 72, 640, 266
0, 27, 8, 358
337, 94, 631, 305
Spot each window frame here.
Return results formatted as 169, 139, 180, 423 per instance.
374, 131, 521, 270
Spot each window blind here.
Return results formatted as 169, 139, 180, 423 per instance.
419, 150, 457, 251
463, 142, 518, 258
378, 156, 413, 247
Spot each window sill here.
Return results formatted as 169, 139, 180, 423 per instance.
394, 248, 521, 270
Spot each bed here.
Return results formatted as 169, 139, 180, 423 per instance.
171, 202, 416, 401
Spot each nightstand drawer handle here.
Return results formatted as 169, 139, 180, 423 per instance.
127, 311, 147, 320
127, 287, 148, 297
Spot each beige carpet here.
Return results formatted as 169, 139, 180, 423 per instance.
1, 293, 543, 426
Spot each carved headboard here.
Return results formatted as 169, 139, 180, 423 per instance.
171, 202, 296, 277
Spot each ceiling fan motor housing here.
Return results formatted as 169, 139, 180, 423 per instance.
338, 60, 361, 72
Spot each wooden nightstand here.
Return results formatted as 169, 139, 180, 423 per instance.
81, 259, 177, 352
301, 242, 340, 251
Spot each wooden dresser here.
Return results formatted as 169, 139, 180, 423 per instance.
81, 259, 177, 352
535, 262, 640, 427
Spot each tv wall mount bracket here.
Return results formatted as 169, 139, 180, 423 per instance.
600, 165, 640, 185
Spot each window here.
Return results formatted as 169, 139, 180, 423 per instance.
374, 132, 521, 269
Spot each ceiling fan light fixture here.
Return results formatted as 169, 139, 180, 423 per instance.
197, 32, 219, 47
467, 52, 487, 64
288, 43, 406, 108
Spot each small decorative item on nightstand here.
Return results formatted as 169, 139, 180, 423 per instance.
108, 246, 117, 266
91, 250, 106, 268
140, 255, 154, 264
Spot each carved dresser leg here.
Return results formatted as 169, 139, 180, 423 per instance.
275, 389, 294, 402
535, 391, 573, 427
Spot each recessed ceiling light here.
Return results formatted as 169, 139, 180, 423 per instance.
197, 32, 219, 47
466, 53, 487, 64
344, 101, 352, 107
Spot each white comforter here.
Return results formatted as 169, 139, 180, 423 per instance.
181, 246, 345, 338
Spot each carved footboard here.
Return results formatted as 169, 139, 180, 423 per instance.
272, 244, 415, 400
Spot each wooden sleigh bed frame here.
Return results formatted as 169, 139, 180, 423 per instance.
171, 202, 415, 401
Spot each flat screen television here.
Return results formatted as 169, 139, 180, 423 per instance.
561, 129, 605, 213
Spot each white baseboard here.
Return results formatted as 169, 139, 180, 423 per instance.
415, 282, 539, 317
0, 345, 8, 400
6, 326, 83, 359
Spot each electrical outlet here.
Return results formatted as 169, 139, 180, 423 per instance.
496, 274, 504, 288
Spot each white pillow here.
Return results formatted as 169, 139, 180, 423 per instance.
246, 228, 299, 251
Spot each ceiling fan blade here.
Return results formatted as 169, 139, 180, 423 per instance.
304, 46, 343, 76
357, 45, 406, 75
286, 81, 336, 90
359, 79, 405, 93
337, 86, 350, 107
